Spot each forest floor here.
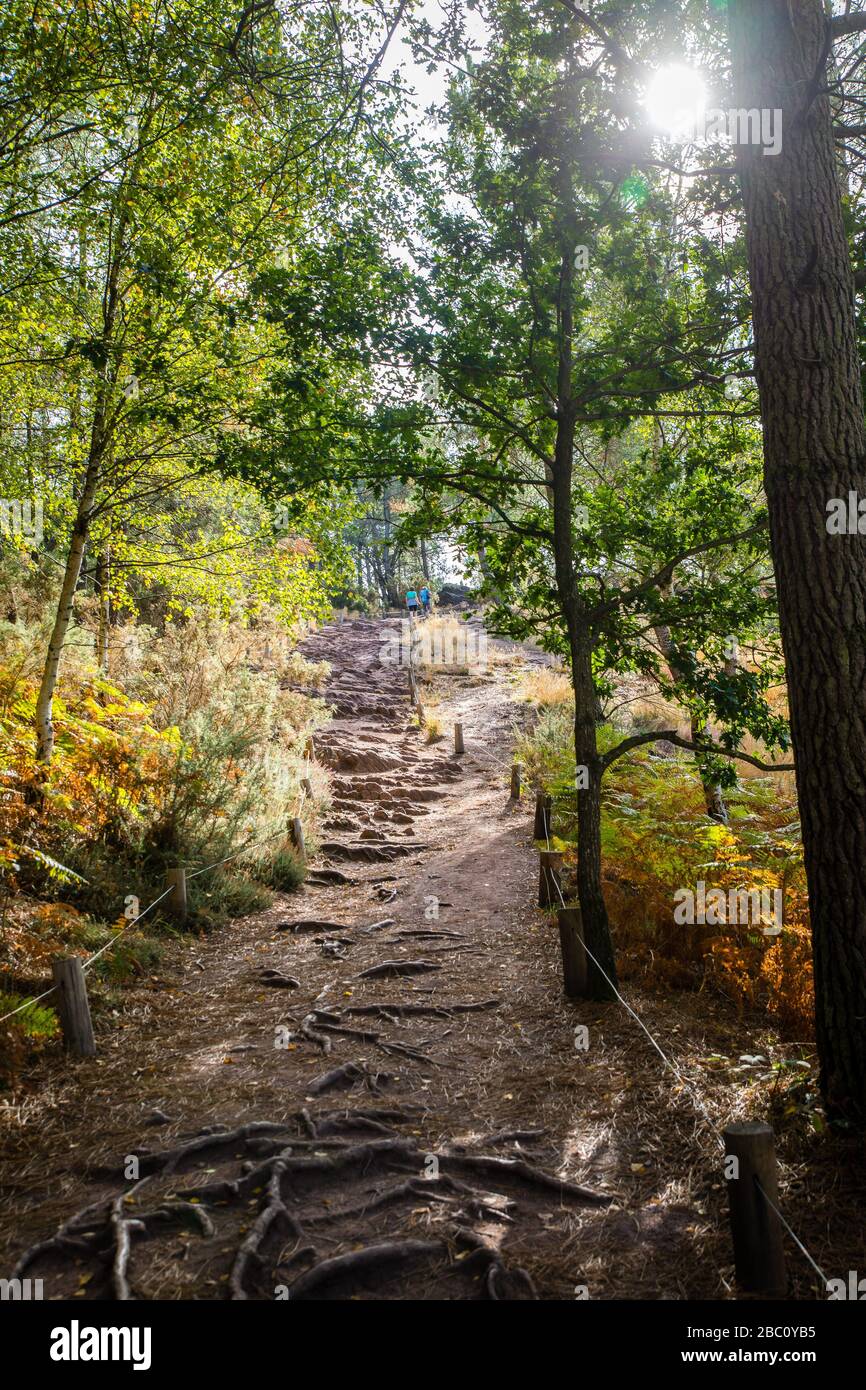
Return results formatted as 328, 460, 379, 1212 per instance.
0, 616, 863, 1300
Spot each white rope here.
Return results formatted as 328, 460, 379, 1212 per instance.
755, 1178, 829, 1287
546, 842, 828, 1284
0, 779, 313, 1022
82, 887, 175, 969
0, 982, 60, 1023
549, 867, 725, 1150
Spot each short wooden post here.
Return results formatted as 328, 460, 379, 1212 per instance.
290, 816, 306, 862
304, 735, 315, 759
454, 722, 465, 754
301, 777, 314, 800
723, 1121, 787, 1296
166, 867, 187, 922
51, 955, 96, 1057
557, 906, 588, 997
533, 790, 552, 841
510, 764, 521, 801
538, 849, 564, 909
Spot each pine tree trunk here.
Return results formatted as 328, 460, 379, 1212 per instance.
730, 0, 866, 1122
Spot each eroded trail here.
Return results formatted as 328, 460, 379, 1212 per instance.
0, 617, 729, 1299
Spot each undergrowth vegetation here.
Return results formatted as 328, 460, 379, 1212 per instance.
0, 608, 331, 1071
514, 677, 812, 1038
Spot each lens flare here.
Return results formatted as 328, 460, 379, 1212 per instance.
645, 65, 707, 139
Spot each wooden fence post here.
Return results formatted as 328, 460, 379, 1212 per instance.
557, 906, 588, 997
510, 764, 521, 800
290, 817, 306, 863
51, 955, 96, 1057
301, 777, 313, 800
723, 1121, 787, 1295
166, 867, 187, 922
454, 722, 465, 754
538, 849, 564, 909
533, 790, 552, 841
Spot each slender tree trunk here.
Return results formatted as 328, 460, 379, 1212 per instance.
730, 0, 866, 1122
35, 455, 100, 762
551, 229, 618, 999
35, 197, 127, 763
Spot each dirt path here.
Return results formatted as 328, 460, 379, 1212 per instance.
1, 617, 744, 1299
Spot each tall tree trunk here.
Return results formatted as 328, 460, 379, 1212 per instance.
730, 0, 866, 1122
419, 536, 430, 581
35, 454, 101, 761
551, 229, 618, 1000
35, 198, 127, 763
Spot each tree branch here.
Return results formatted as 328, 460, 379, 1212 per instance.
601, 730, 794, 774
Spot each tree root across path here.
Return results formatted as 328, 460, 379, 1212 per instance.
13, 1114, 609, 1300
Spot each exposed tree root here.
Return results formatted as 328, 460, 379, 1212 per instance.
229, 1150, 301, 1300
109, 1186, 148, 1300
302, 1178, 450, 1226
285, 1239, 445, 1300
441, 1153, 609, 1204
258, 969, 300, 989
347, 999, 500, 1020
298, 1015, 333, 1053
304, 870, 356, 886
277, 917, 395, 935
15, 1119, 607, 1300
481, 1128, 548, 1148
307, 1061, 394, 1095
393, 929, 465, 940
355, 959, 441, 979
133, 1121, 294, 1176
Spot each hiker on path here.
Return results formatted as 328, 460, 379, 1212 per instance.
406, 588, 419, 618
419, 584, 431, 616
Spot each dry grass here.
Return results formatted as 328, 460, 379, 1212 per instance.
518, 668, 574, 707
423, 712, 444, 742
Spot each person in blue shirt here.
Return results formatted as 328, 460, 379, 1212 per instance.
406, 588, 419, 617
419, 584, 431, 615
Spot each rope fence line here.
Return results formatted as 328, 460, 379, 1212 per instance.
0, 782, 313, 1027
539, 788, 829, 1296
548, 865, 725, 1152
755, 1178, 829, 1287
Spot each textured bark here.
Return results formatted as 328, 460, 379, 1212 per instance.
730, 0, 866, 1121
